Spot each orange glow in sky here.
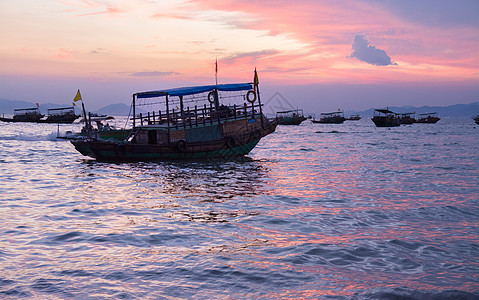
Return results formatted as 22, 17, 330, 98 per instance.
0, 0, 478, 110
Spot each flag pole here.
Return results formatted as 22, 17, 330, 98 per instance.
215, 58, 218, 85
73, 89, 91, 138
254, 68, 264, 127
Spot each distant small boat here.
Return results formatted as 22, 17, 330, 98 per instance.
57, 117, 130, 141
276, 109, 307, 125
312, 111, 346, 124
0, 107, 44, 123
473, 115, 479, 125
0, 106, 80, 123
347, 114, 361, 121
416, 112, 440, 123
44, 107, 80, 123
372, 109, 400, 127
397, 112, 416, 125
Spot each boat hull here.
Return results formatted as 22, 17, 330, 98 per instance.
277, 117, 306, 125
0, 116, 80, 123
415, 117, 440, 123
372, 116, 400, 127
71, 117, 277, 161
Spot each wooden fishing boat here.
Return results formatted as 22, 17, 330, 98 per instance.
371, 109, 400, 127
43, 107, 80, 123
276, 109, 307, 125
312, 111, 346, 124
0, 106, 80, 123
0, 107, 44, 122
397, 112, 416, 125
71, 78, 277, 161
415, 112, 440, 123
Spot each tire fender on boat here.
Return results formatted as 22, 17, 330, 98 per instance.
115, 144, 127, 157
176, 140, 187, 152
246, 90, 256, 103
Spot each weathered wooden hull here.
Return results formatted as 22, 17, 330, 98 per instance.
0, 116, 79, 123
277, 117, 306, 125
71, 117, 277, 161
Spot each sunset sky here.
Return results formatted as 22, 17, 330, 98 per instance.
1, 0, 478, 111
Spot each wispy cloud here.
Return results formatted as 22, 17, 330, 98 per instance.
129, 71, 179, 77
222, 49, 280, 64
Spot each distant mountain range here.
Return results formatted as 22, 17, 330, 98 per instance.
1, 98, 478, 117
0, 98, 132, 116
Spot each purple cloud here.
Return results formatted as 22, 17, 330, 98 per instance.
351, 35, 397, 66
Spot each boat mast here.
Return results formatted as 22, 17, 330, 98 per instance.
254, 68, 264, 127
132, 94, 136, 129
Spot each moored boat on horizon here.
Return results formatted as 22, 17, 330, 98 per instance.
415, 112, 440, 123
275, 109, 307, 125
0, 107, 44, 123
0, 106, 80, 123
312, 111, 346, 124
44, 107, 80, 123
372, 109, 400, 127
71, 74, 277, 161
397, 112, 416, 125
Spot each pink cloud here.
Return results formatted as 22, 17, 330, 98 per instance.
187, 0, 479, 84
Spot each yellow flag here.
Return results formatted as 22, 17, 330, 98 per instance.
254, 68, 259, 86
73, 89, 82, 102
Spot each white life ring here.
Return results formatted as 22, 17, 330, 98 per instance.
246, 90, 256, 103
208, 91, 217, 104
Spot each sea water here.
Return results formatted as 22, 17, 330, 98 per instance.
0, 118, 478, 299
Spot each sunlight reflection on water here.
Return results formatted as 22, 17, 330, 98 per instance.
0, 118, 478, 298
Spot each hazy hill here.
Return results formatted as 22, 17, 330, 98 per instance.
346, 102, 479, 118
2, 98, 478, 118
94, 103, 131, 116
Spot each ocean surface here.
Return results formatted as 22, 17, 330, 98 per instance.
0, 117, 478, 299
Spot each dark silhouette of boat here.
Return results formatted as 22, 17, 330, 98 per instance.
474, 115, 479, 125
312, 111, 346, 124
397, 112, 416, 125
71, 77, 277, 161
372, 109, 400, 127
43, 107, 80, 123
0, 106, 80, 123
57, 116, 130, 141
276, 109, 307, 125
0, 107, 44, 122
415, 112, 440, 123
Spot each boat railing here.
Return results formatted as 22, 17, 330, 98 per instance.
132, 102, 263, 129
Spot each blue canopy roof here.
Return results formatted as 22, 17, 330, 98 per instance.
135, 83, 253, 98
